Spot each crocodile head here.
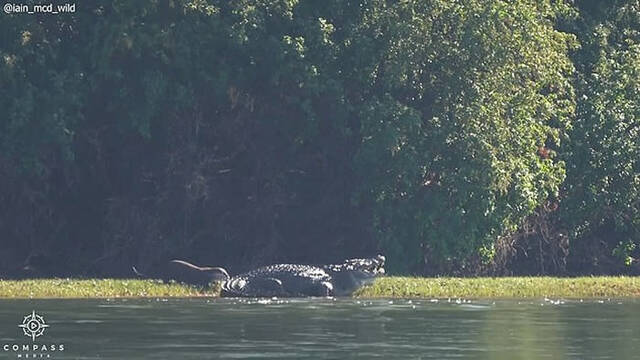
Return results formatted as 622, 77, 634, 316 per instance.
325, 254, 385, 296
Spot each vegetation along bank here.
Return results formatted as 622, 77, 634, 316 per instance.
2, 277, 639, 299
1, 1, 638, 277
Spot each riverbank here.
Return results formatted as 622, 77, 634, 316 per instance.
354, 276, 640, 298
0, 279, 215, 298
1, 277, 639, 298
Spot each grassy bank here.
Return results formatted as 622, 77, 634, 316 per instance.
1, 277, 640, 299
0, 279, 214, 298
354, 276, 640, 298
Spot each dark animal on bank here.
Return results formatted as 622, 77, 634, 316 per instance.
135, 255, 385, 297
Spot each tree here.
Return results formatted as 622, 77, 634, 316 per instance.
349, 0, 576, 273
563, 0, 640, 272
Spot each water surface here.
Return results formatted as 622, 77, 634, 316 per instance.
0, 297, 638, 359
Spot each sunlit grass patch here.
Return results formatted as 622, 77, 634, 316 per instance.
355, 276, 640, 298
3, 277, 639, 299
0, 279, 219, 298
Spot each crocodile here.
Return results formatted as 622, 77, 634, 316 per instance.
163, 255, 385, 297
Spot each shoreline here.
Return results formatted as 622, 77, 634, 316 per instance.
1, 277, 639, 299
0, 279, 217, 299
354, 276, 640, 298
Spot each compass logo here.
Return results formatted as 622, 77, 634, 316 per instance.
2, 311, 64, 358
18, 311, 50, 341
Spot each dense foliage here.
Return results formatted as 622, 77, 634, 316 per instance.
350, 0, 576, 272
561, 0, 640, 273
0, 0, 637, 277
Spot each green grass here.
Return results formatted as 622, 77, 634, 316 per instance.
2, 277, 640, 298
354, 276, 640, 298
0, 279, 217, 298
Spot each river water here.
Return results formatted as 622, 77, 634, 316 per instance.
0, 297, 638, 359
